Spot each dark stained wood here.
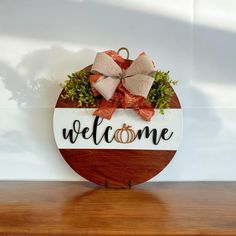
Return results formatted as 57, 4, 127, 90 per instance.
60, 149, 175, 188
0, 182, 236, 235
55, 65, 181, 188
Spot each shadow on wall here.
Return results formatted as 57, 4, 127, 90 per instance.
0, 47, 96, 159
0, 47, 96, 107
0, 47, 96, 179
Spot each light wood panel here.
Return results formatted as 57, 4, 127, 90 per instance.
0, 182, 236, 235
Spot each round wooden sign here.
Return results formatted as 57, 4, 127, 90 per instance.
53, 65, 182, 188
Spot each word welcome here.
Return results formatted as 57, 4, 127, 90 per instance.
62, 116, 173, 145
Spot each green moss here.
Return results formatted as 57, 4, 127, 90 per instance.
60, 69, 96, 107
147, 70, 178, 114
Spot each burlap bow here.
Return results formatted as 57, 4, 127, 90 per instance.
91, 52, 155, 101
90, 50, 156, 121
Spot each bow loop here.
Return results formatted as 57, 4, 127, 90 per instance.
124, 54, 155, 77
93, 76, 120, 101
123, 74, 154, 98
91, 52, 122, 77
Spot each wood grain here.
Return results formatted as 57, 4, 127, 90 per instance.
60, 149, 175, 188
0, 181, 236, 235
55, 65, 181, 188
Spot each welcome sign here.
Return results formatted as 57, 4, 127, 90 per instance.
53, 47, 182, 188
53, 108, 182, 150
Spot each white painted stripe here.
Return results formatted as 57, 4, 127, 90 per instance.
53, 108, 182, 150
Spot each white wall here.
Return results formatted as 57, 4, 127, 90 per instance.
0, 0, 236, 181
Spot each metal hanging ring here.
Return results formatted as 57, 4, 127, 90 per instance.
117, 47, 130, 60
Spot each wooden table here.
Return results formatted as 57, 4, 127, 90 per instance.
0, 182, 235, 235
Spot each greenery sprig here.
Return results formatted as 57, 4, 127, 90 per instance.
147, 70, 178, 114
60, 69, 96, 107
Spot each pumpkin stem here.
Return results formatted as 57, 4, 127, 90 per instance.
122, 123, 127, 129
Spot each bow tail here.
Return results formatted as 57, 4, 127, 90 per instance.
134, 101, 155, 121
119, 84, 155, 121
93, 91, 122, 120
93, 102, 117, 120
93, 99, 118, 120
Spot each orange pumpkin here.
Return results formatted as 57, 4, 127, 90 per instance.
114, 124, 135, 144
